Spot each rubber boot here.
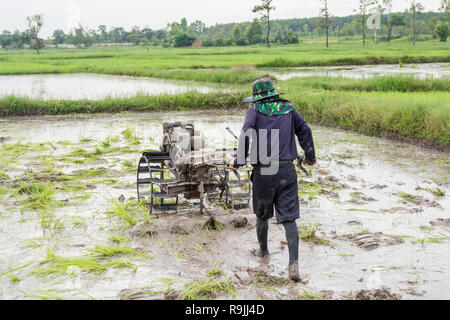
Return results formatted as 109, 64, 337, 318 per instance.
283, 220, 300, 281
288, 261, 300, 282
256, 217, 269, 257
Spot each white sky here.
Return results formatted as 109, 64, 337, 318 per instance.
0, 0, 443, 37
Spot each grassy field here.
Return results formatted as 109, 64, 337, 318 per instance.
0, 39, 449, 147
0, 39, 449, 83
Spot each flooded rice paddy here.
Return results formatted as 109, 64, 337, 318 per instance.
274, 63, 450, 80
0, 73, 235, 100
0, 111, 449, 300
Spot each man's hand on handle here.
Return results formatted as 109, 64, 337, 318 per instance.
303, 158, 317, 166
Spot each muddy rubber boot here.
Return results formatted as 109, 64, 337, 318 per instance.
256, 217, 269, 257
288, 261, 300, 282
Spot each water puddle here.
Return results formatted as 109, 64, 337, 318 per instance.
273, 63, 450, 80
0, 112, 448, 299
0, 74, 235, 100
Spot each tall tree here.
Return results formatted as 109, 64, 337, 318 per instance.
233, 24, 246, 45
303, 24, 310, 38
52, 29, 65, 47
436, 22, 448, 42
372, 0, 392, 42
180, 18, 188, 32
387, 13, 406, 41
355, 0, 376, 47
246, 19, 263, 45
252, 0, 276, 48
319, 0, 332, 47
440, 0, 449, 20
409, 0, 424, 46
26, 14, 44, 54
98, 25, 108, 42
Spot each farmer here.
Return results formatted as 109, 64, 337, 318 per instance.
230, 77, 316, 281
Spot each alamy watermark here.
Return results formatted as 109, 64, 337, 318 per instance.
367, 8, 382, 31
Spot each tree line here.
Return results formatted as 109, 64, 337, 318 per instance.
0, 0, 448, 53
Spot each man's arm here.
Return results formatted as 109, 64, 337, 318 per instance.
293, 108, 316, 164
232, 108, 257, 168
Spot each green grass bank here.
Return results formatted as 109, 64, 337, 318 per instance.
1, 40, 449, 83
1, 76, 448, 148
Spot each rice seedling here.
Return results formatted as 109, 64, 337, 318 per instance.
103, 259, 138, 272
109, 233, 129, 244
71, 216, 87, 230
30, 247, 107, 276
206, 264, 224, 278
301, 290, 322, 300
105, 198, 137, 227
298, 222, 334, 247
86, 243, 148, 257
179, 277, 236, 300
8, 273, 20, 282
39, 209, 65, 236
121, 128, 141, 145
425, 187, 446, 197
121, 161, 134, 168
14, 182, 56, 211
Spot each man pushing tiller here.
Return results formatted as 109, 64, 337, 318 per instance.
230, 77, 316, 281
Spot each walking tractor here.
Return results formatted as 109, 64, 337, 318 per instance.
136, 121, 251, 214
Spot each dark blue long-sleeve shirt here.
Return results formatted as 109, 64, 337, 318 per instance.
234, 107, 316, 167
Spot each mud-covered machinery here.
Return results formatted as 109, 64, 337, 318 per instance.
136, 121, 250, 214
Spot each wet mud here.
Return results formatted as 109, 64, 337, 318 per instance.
0, 111, 448, 300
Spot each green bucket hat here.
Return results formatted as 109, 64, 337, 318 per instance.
244, 78, 294, 116
243, 78, 285, 103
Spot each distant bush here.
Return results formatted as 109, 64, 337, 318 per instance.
436, 23, 449, 42
174, 32, 195, 47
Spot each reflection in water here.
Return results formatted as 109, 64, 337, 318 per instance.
274, 63, 450, 80
0, 73, 234, 100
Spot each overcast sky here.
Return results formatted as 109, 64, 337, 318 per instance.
0, 0, 443, 37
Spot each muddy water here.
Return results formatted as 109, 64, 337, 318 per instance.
0, 112, 448, 300
0, 74, 235, 100
274, 63, 450, 80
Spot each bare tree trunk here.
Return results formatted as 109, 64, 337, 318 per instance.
363, 13, 366, 47
267, 10, 271, 48
35, 36, 40, 54
326, 23, 329, 48
412, 11, 416, 46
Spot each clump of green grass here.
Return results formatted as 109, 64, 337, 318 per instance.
298, 223, 333, 247
14, 182, 56, 210
71, 216, 87, 229
30, 248, 107, 276
104, 259, 137, 272
0, 171, 10, 179
69, 147, 88, 156
122, 161, 134, 168
121, 128, 141, 145
298, 180, 323, 200
8, 273, 20, 282
425, 187, 445, 197
86, 244, 148, 257
39, 209, 65, 236
203, 218, 224, 231
179, 277, 236, 300
105, 199, 137, 227
301, 290, 322, 300
206, 264, 224, 278
250, 269, 289, 288
109, 233, 129, 244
